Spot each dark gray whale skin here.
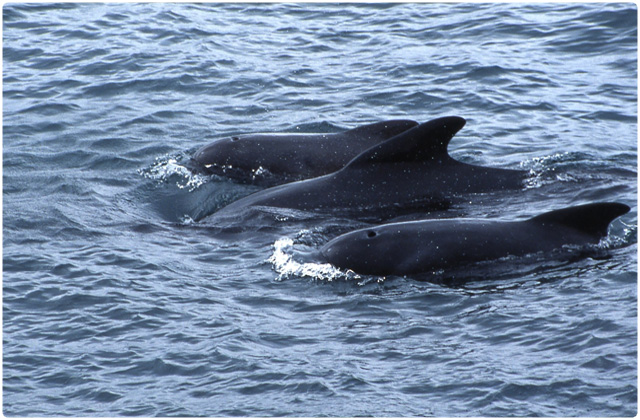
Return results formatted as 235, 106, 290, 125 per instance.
212, 116, 527, 219
321, 202, 630, 276
192, 120, 418, 184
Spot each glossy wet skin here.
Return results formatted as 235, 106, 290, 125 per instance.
321, 220, 543, 276
212, 116, 528, 219
192, 120, 418, 183
320, 203, 630, 276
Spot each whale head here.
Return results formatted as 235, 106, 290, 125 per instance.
321, 224, 414, 276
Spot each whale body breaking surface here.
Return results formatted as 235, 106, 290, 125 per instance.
209, 116, 528, 221
320, 202, 630, 276
192, 119, 418, 185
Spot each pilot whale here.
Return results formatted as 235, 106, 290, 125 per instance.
211, 116, 527, 220
320, 202, 630, 276
192, 119, 418, 185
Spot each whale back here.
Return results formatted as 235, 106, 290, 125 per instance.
528, 202, 630, 239
192, 119, 420, 184
334, 115, 525, 194
320, 203, 631, 276
342, 119, 419, 143
344, 116, 466, 168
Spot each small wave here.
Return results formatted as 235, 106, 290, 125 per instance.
520, 150, 637, 192
138, 153, 209, 192
520, 152, 581, 188
578, 110, 637, 123
17, 102, 80, 116
600, 219, 637, 250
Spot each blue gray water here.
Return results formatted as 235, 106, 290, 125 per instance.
3, 3, 637, 417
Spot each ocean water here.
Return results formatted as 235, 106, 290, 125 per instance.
3, 3, 637, 417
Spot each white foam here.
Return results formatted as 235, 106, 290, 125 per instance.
139, 154, 209, 192
179, 214, 195, 225
268, 237, 361, 282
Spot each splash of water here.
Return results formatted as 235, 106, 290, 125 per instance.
138, 154, 210, 192
599, 219, 637, 249
268, 236, 362, 282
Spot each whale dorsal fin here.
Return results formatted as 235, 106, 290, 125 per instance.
344, 116, 466, 167
344, 119, 419, 140
529, 202, 630, 238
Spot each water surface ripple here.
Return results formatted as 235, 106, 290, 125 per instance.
3, 3, 637, 417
